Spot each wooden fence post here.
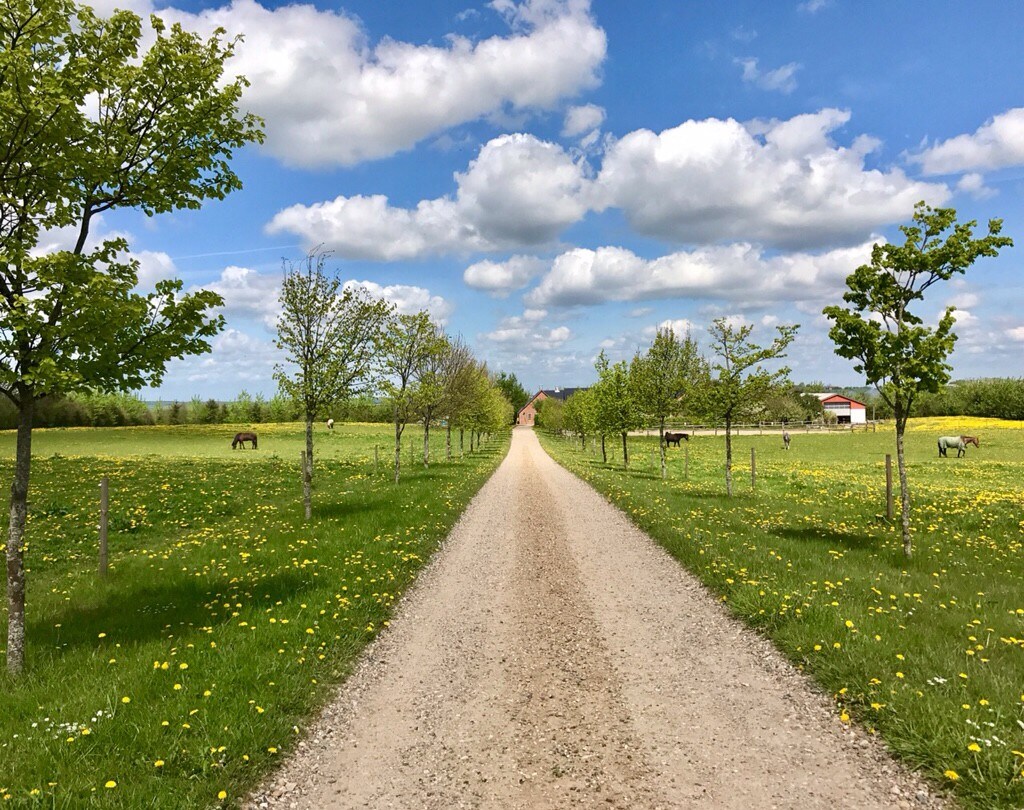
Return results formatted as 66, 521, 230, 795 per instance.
885, 454, 893, 521
301, 451, 311, 521
98, 477, 109, 578
750, 447, 756, 491
374, 444, 379, 474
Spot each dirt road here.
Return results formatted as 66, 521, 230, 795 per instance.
252, 428, 943, 809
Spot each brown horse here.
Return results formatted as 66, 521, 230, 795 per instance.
232, 432, 258, 450
664, 431, 689, 447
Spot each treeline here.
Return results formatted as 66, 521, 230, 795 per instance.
914, 378, 1024, 421
0, 391, 397, 430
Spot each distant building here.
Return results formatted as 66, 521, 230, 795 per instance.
516, 388, 587, 426
810, 392, 868, 424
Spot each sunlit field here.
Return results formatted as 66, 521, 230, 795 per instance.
0, 422, 508, 808
540, 417, 1024, 810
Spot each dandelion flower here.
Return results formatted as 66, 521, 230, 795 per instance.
104, 781, 117, 789
944, 770, 959, 781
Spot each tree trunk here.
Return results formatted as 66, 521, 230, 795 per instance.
445, 423, 452, 462
423, 420, 430, 468
303, 417, 313, 520
6, 396, 33, 676
393, 419, 402, 484
459, 428, 464, 457
601, 434, 607, 464
895, 410, 912, 558
724, 414, 733, 497
621, 431, 629, 469
659, 417, 666, 480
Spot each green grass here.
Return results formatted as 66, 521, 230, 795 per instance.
539, 417, 1024, 810
0, 422, 508, 808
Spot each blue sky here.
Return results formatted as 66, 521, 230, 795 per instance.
86, 0, 1024, 398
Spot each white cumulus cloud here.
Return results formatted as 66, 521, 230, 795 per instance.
735, 57, 801, 94
525, 240, 875, 308
594, 109, 948, 249
463, 255, 548, 295
267, 134, 590, 258
912, 108, 1024, 175
345, 280, 454, 324
157, 0, 606, 168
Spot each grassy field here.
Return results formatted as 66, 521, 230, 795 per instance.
0, 422, 508, 808
540, 417, 1024, 810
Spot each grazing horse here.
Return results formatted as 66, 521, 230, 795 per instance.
782, 429, 791, 450
326, 418, 335, 430
664, 431, 689, 447
232, 431, 258, 450
938, 435, 979, 458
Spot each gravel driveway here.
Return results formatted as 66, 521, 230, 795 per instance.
250, 427, 945, 809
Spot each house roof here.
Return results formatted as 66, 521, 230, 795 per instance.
812, 392, 868, 407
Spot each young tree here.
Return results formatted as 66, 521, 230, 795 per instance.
563, 388, 596, 450
436, 336, 477, 461
494, 371, 530, 422
593, 352, 642, 469
823, 203, 1012, 557
380, 312, 446, 483
703, 319, 798, 496
631, 327, 706, 479
1, 1, 262, 675
275, 249, 392, 515
413, 327, 451, 467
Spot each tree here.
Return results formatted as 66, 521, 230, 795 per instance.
436, 336, 477, 461
823, 202, 1012, 557
413, 327, 450, 468
563, 388, 597, 451
275, 249, 392, 516
703, 319, 798, 496
631, 327, 706, 479
494, 371, 529, 422
1, 1, 262, 675
593, 352, 642, 469
380, 312, 446, 483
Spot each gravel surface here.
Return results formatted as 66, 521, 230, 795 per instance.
249, 428, 948, 810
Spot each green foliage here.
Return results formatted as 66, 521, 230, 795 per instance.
534, 397, 564, 432
823, 203, 1012, 432
274, 249, 393, 424
915, 378, 1024, 421
494, 371, 530, 419
823, 202, 1012, 556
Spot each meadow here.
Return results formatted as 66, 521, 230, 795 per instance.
0, 422, 508, 808
540, 417, 1024, 810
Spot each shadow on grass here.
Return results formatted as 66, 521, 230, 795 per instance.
769, 523, 879, 551
28, 569, 318, 660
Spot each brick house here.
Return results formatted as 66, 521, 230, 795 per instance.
516, 388, 586, 426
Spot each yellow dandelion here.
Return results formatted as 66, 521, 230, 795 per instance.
944, 770, 959, 781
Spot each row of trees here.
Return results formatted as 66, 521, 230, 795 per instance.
274, 250, 511, 516
541, 319, 798, 495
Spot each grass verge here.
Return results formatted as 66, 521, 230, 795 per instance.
0, 422, 508, 808
539, 417, 1024, 810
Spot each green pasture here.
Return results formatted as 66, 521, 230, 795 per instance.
0, 422, 508, 808
540, 417, 1024, 810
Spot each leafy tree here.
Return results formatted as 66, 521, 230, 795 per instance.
593, 352, 642, 469
534, 396, 565, 433
630, 326, 706, 479
563, 388, 597, 451
380, 311, 447, 483
1, 1, 261, 674
436, 336, 477, 461
275, 249, 392, 516
702, 319, 798, 496
494, 371, 530, 421
413, 327, 451, 467
823, 203, 1012, 557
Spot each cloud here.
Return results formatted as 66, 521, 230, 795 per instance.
735, 57, 801, 94
483, 312, 572, 348
525, 240, 875, 308
267, 133, 590, 258
201, 265, 282, 329
643, 318, 699, 338
912, 108, 1024, 175
344, 280, 454, 324
955, 172, 997, 199
595, 109, 949, 250
562, 103, 606, 137
162, 328, 283, 391
463, 255, 548, 295
1007, 326, 1024, 342
798, 0, 830, 12
156, 0, 606, 168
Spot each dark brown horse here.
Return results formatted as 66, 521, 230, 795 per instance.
664, 431, 689, 447
232, 432, 258, 450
